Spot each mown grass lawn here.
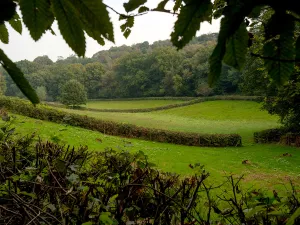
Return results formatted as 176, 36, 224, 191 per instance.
62, 101, 279, 144
83, 100, 184, 109
6, 112, 299, 190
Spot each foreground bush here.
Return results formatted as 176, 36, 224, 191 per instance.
0, 96, 242, 147
0, 117, 300, 224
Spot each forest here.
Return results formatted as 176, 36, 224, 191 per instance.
0, 33, 266, 101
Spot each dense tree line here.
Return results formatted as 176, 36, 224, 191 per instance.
0, 33, 248, 101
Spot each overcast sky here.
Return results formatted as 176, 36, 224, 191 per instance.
0, 0, 220, 62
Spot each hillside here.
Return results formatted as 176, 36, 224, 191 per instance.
0, 33, 246, 101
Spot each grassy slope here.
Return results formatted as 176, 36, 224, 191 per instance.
61, 101, 279, 144
84, 100, 184, 109
7, 111, 299, 190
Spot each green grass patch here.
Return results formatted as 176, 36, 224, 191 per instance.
6, 113, 299, 190
61, 101, 279, 144
84, 100, 184, 110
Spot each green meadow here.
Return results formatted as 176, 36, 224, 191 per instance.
6, 100, 299, 190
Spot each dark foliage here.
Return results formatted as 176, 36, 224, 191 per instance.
254, 128, 285, 144
254, 128, 300, 147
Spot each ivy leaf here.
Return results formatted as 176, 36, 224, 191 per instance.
138, 6, 149, 13
0, 24, 9, 44
0, 49, 39, 104
171, 0, 213, 49
70, 0, 114, 45
51, 0, 86, 57
124, 0, 147, 13
223, 22, 249, 70
8, 13, 22, 34
286, 208, 300, 225
19, 0, 54, 41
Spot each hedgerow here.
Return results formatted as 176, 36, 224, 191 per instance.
0, 97, 242, 147
0, 117, 299, 225
254, 128, 300, 147
50, 95, 263, 113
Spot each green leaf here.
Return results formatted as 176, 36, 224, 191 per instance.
154, 0, 169, 11
248, 6, 262, 19
8, 13, 22, 34
19, 191, 37, 199
287, 207, 300, 225
82, 222, 93, 225
70, 0, 114, 45
171, 0, 213, 49
223, 22, 248, 70
263, 13, 295, 84
0, 24, 9, 44
19, 0, 54, 41
124, 0, 147, 13
208, 17, 229, 85
51, 0, 86, 57
123, 0, 147, 12
0, 49, 39, 104
124, 29, 131, 39
67, 173, 79, 184
173, 0, 182, 12
120, 17, 134, 38
138, 6, 149, 13
99, 212, 114, 225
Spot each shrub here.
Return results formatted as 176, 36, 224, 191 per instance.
60, 79, 87, 107
0, 121, 299, 225
0, 96, 242, 147
253, 128, 285, 143
254, 128, 300, 147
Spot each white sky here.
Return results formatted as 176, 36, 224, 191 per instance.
0, 0, 220, 62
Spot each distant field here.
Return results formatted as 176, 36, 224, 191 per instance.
61, 100, 279, 144
4, 114, 299, 190
84, 100, 184, 109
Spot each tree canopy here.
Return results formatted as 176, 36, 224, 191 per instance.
1, 34, 245, 100
0, 0, 299, 103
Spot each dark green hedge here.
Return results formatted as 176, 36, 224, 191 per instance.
50, 95, 263, 113
254, 128, 284, 143
254, 128, 300, 147
0, 97, 242, 147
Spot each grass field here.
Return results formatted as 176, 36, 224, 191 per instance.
62, 101, 279, 144
4, 99, 299, 190
83, 100, 184, 109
